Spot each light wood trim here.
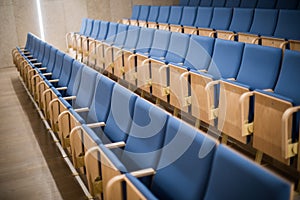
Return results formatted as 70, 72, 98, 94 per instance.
239, 91, 254, 136
104, 141, 126, 149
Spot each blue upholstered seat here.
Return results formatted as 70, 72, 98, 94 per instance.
179, 0, 189, 6
180, 6, 197, 27
239, 0, 257, 8
211, 0, 226, 7
188, 0, 201, 6
209, 8, 233, 31
200, 0, 212, 6
225, 0, 241, 7
138, 5, 150, 22
156, 6, 170, 24
194, 7, 213, 28
147, 6, 160, 23
229, 8, 254, 33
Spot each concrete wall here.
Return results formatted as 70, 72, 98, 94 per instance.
0, 0, 178, 68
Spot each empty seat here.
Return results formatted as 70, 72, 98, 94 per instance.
256, 0, 277, 8
140, 6, 159, 27
198, 8, 233, 37
187, 7, 213, 35
238, 9, 278, 44
188, 0, 201, 6
190, 39, 244, 125
217, 8, 254, 40
75, 18, 94, 60
66, 18, 87, 51
122, 5, 140, 25
253, 50, 300, 165
150, 6, 170, 29
133, 5, 150, 26
225, 0, 241, 7
200, 0, 213, 6
171, 6, 197, 34
82, 20, 101, 62
211, 0, 226, 7
239, 0, 258, 8
179, 0, 190, 5
261, 10, 300, 50
203, 145, 293, 200
105, 116, 217, 200
158, 6, 183, 31
216, 44, 282, 144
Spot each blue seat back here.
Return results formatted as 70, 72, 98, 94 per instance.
66, 60, 83, 96
194, 7, 213, 28
273, 10, 300, 40
96, 21, 109, 41
90, 20, 101, 39
236, 44, 282, 90
225, 0, 241, 7
207, 39, 244, 79
139, 5, 150, 21
113, 24, 128, 47
149, 30, 171, 59
131, 5, 141, 20
51, 50, 65, 80
184, 35, 215, 71
58, 54, 74, 87
168, 6, 183, 25
46, 47, 58, 73
157, 6, 170, 24
274, 50, 300, 105
210, 8, 233, 30
276, 0, 299, 9
102, 84, 137, 143
73, 66, 98, 109
152, 116, 217, 200
249, 9, 278, 36
123, 26, 140, 51
37, 41, 46, 62
41, 44, 52, 67
121, 98, 169, 172
147, 6, 160, 22
256, 0, 276, 8
203, 145, 292, 200
200, 0, 212, 6
212, 0, 226, 7
84, 19, 94, 37
135, 28, 155, 54
24, 33, 32, 51
240, 0, 257, 8
79, 18, 88, 35
180, 0, 190, 6
188, 0, 201, 6
104, 22, 118, 43
229, 8, 254, 32
180, 6, 197, 26
165, 32, 190, 64
32, 39, 41, 58
86, 74, 115, 124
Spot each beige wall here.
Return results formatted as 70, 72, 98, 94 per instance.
0, 0, 178, 68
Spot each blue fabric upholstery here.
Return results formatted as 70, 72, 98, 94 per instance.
147, 6, 160, 22
56, 55, 74, 89
120, 98, 169, 172
135, 28, 155, 54
85, 74, 115, 124
139, 5, 150, 21
84, 19, 94, 37
276, 0, 299, 9
207, 39, 244, 79
82, 124, 102, 145
188, 0, 200, 6
131, 5, 140, 20
203, 145, 292, 200
96, 21, 109, 41
37, 41, 46, 63
229, 8, 254, 32
249, 9, 278, 36
180, 6, 197, 26
156, 6, 170, 24
225, 0, 241, 7
256, 0, 277, 8
47, 50, 64, 82
239, 0, 257, 8
149, 30, 171, 60
113, 24, 128, 48
167, 6, 183, 25
104, 22, 118, 44
100, 84, 137, 143
194, 7, 213, 28
210, 8, 233, 30
65, 60, 83, 97
164, 32, 190, 64
211, 0, 226, 7
273, 10, 300, 40
236, 44, 282, 90
122, 26, 140, 51
79, 18, 88, 35
179, 0, 189, 6
151, 116, 217, 200
90, 20, 101, 39
40, 43, 51, 67
200, 0, 212, 6
184, 35, 214, 71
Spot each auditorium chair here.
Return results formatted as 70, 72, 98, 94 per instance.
158, 6, 183, 31
75, 18, 94, 60
85, 97, 169, 198
211, 0, 226, 7
66, 18, 87, 52
239, 0, 257, 8
225, 0, 241, 7
122, 5, 140, 25
138, 6, 159, 28
185, 7, 213, 35
200, 0, 213, 6
252, 50, 300, 167
238, 9, 278, 44
170, 6, 197, 34
148, 6, 170, 29
135, 5, 150, 27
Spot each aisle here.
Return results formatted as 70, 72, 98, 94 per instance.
0, 66, 85, 199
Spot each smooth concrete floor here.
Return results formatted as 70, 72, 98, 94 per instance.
0, 66, 85, 199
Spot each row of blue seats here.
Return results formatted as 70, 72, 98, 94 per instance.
122, 5, 300, 50
179, 0, 300, 9
12, 33, 293, 200
65, 20, 300, 170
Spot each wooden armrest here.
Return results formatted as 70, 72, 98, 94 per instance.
104, 141, 126, 149
42, 72, 52, 76
130, 168, 156, 178
239, 91, 254, 136
56, 87, 68, 91
49, 79, 59, 83
158, 64, 169, 73
33, 62, 42, 66
205, 80, 220, 92
127, 54, 137, 62
74, 107, 89, 113
87, 122, 106, 128
63, 95, 76, 100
